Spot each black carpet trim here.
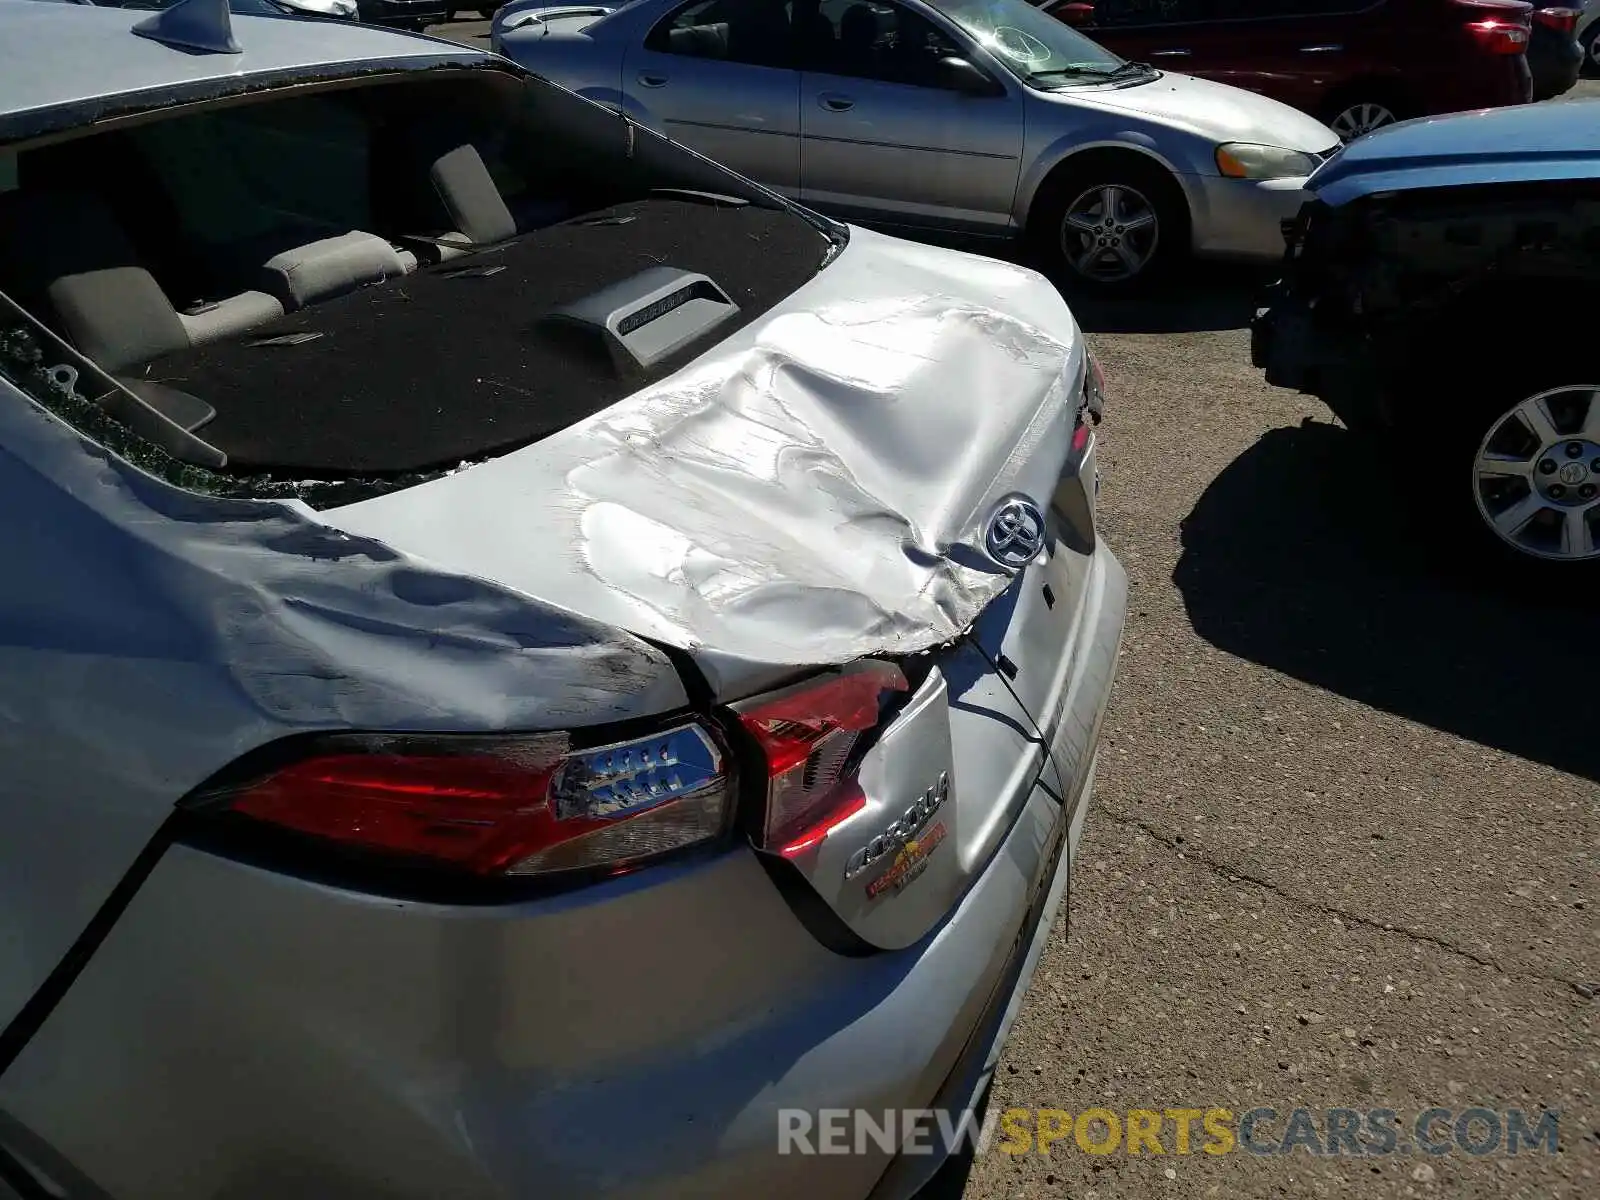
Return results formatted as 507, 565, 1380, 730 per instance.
143, 198, 830, 475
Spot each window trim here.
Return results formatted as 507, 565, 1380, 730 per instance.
643, 0, 801, 69
803, 0, 1008, 93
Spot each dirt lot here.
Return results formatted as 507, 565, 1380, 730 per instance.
424, 34, 1599, 1192
960, 257, 1597, 1197
960, 86, 1600, 1200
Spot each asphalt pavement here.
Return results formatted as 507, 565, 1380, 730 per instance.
963, 81, 1599, 1200
416, 34, 1599, 1192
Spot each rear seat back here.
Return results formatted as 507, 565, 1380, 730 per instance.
374, 120, 524, 253
430, 143, 518, 247
260, 231, 409, 309
0, 189, 192, 373
0, 188, 296, 371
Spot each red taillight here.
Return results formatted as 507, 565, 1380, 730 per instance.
735, 661, 909, 855
1454, 0, 1535, 51
201, 724, 731, 877
1465, 17, 1532, 50
1532, 6, 1579, 32
1074, 353, 1104, 455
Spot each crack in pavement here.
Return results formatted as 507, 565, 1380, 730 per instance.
1096, 804, 1591, 997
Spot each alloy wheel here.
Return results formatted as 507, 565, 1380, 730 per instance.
1330, 102, 1397, 141
1060, 184, 1159, 284
1472, 384, 1600, 562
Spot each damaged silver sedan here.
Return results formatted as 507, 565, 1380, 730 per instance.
0, 1, 1127, 1197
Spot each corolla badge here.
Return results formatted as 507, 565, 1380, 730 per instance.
984, 496, 1046, 569
843, 772, 950, 881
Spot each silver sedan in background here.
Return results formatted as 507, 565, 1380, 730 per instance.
495, 0, 1340, 286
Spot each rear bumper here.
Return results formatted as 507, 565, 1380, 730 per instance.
1183, 173, 1311, 262
0, 543, 1128, 1200
1529, 29, 1584, 99
1411, 55, 1533, 112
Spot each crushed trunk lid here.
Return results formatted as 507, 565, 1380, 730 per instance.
325, 228, 1087, 699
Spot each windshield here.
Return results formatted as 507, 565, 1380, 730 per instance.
929, 0, 1139, 87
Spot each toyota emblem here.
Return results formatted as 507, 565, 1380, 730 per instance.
984, 496, 1046, 569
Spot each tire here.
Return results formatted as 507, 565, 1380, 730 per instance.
1027, 153, 1190, 290
1321, 90, 1410, 142
478, 6, 499, 15
1414, 344, 1600, 572
1581, 24, 1600, 79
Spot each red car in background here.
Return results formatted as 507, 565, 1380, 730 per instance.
1039, 0, 1536, 140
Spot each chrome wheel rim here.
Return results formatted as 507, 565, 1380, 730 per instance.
1473, 384, 1600, 562
1330, 102, 1396, 140
1589, 33, 1600, 68
1060, 184, 1159, 284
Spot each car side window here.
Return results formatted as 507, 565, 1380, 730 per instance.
645, 0, 797, 69
1093, 0, 1214, 27
808, 0, 967, 88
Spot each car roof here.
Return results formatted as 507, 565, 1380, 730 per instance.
1308, 98, 1600, 207
0, 0, 490, 141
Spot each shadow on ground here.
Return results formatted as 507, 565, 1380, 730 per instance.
1052, 260, 1273, 335
887, 230, 1274, 335
1175, 418, 1599, 782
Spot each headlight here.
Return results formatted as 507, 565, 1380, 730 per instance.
1215, 143, 1318, 181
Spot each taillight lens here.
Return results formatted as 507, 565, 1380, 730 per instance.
1465, 17, 1531, 50
1454, 0, 1534, 51
196, 723, 731, 877
1532, 7, 1579, 33
735, 661, 909, 855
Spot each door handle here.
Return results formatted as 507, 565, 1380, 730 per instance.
637, 72, 669, 87
818, 93, 856, 112
1147, 48, 1191, 57
1298, 44, 1343, 53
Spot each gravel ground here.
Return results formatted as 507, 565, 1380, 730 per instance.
961, 81, 1600, 1200
959, 261, 1598, 1200
419, 37, 1599, 1192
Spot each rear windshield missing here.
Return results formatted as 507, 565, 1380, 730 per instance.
0, 66, 838, 501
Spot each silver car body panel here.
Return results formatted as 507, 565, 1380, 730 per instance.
0, 725, 1105, 1199
325, 226, 1103, 950
0, 375, 689, 1030
0, 10, 1130, 1195
497, 0, 1337, 253
0, 1, 480, 136
328, 227, 1085, 698
0, 539, 1124, 1199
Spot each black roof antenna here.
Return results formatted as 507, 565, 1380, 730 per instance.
131, 0, 242, 55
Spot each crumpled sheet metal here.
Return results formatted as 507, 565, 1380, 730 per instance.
330, 231, 1083, 695
0, 372, 688, 1033
0, 379, 687, 738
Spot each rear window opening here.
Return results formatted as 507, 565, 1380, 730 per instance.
0, 68, 837, 483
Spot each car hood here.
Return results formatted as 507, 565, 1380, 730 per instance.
1307, 98, 1600, 207
1060, 70, 1338, 154
323, 228, 1085, 698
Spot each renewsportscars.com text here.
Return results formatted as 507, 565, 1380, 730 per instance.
778, 1106, 1560, 1158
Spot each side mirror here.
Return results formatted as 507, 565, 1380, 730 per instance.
1055, 2, 1095, 26
938, 56, 1004, 97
